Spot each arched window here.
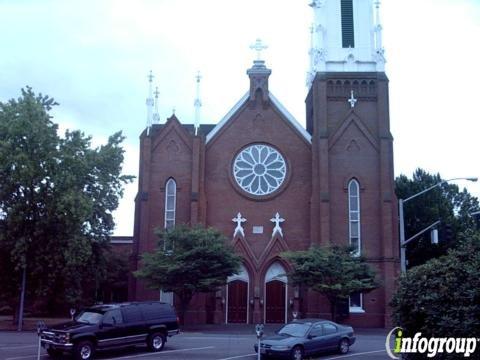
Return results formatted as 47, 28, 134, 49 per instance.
348, 179, 361, 256
164, 178, 176, 230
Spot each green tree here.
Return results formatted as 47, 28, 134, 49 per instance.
0, 88, 133, 320
396, 168, 479, 268
391, 233, 480, 351
282, 245, 378, 322
134, 225, 242, 323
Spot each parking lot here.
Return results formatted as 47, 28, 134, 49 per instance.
0, 330, 390, 360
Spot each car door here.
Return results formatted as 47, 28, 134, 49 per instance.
304, 323, 326, 356
121, 305, 147, 345
96, 309, 125, 349
322, 323, 340, 350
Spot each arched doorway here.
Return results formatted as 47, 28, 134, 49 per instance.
226, 264, 249, 324
264, 262, 287, 324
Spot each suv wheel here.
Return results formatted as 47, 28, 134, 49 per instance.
147, 332, 166, 352
73, 340, 95, 360
290, 345, 304, 360
338, 338, 350, 354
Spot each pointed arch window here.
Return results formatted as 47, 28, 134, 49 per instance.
348, 179, 361, 256
164, 178, 176, 230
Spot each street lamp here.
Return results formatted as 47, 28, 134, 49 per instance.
399, 177, 478, 273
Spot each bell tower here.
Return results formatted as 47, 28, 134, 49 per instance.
307, 0, 385, 84
306, 0, 398, 327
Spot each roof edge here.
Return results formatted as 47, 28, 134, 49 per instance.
269, 93, 312, 144
206, 92, 250, 144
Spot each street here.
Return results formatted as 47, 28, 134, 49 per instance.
0, 330, 390, 360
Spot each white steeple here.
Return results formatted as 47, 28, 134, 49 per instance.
146, 70, 154, 135
308, 0, 386, 84
194, 71, 202, 135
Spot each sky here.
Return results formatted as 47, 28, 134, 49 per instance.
1, 0, 479, 236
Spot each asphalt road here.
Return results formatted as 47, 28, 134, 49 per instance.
0, 331, 390, 360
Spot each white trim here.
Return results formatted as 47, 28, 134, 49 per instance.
205, 92, 312, 145
269, 93, 312, 144
349, 292, 365, 313
164, 178, 176, 230
206, 92, 249, 144
110, 240, 133, 244
348, 179, 361, 256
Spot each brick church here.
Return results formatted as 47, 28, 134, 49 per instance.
129, 0, 399, 328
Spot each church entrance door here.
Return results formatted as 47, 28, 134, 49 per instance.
265, 280, 286, 323
227, 280, 248, 323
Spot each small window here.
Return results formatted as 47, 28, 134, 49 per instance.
164, 179, 176, 230
140, 303, 169, 321
323, 323, 337, 335
103, 309, 123, 325
341, 0, 355, 48
160, 290, 174, 306
349, 292, 364, 313
122, 305, 143, 323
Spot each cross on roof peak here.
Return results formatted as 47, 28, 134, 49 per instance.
250, 38, 268, 61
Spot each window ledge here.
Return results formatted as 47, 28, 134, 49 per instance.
349, 308, 365, 314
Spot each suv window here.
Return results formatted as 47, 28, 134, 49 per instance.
122, 305, 143, 323
103, 309, 123, 325
140, 303, 169, 321
323, 323, 337, 335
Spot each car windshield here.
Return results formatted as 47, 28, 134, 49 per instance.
277, 323, 310, 337
75, 311, 103, 325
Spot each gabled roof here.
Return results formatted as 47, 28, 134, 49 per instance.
205, 92, 312, 145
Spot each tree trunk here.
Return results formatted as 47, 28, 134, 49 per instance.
177, 294, 193, 326
329, 298, 336, 322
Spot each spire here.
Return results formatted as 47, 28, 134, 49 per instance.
247, 39, 271, 106
153, 86, 160, 125
146, 70, 154, 135
194, 71, 202, 135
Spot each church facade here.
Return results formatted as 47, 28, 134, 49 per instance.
129, 0, 399, 328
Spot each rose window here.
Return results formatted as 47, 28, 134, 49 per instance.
233, 144, 287, 196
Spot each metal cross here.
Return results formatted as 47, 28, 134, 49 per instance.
154, 87, 159, 99
148, 70, 154, 83
348, 90, 357, 108
232, 212, 247, 237
270, 212, 285, 237
250, 39, 268, 61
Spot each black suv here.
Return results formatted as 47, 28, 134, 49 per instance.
40, 302, 179, 360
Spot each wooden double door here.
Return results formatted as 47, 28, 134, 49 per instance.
227, 280, 248, 323
265, 280, 286, 323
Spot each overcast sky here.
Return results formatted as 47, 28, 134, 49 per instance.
1, 0, 479, 236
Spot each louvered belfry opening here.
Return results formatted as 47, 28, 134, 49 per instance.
341, 0, 355, 48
